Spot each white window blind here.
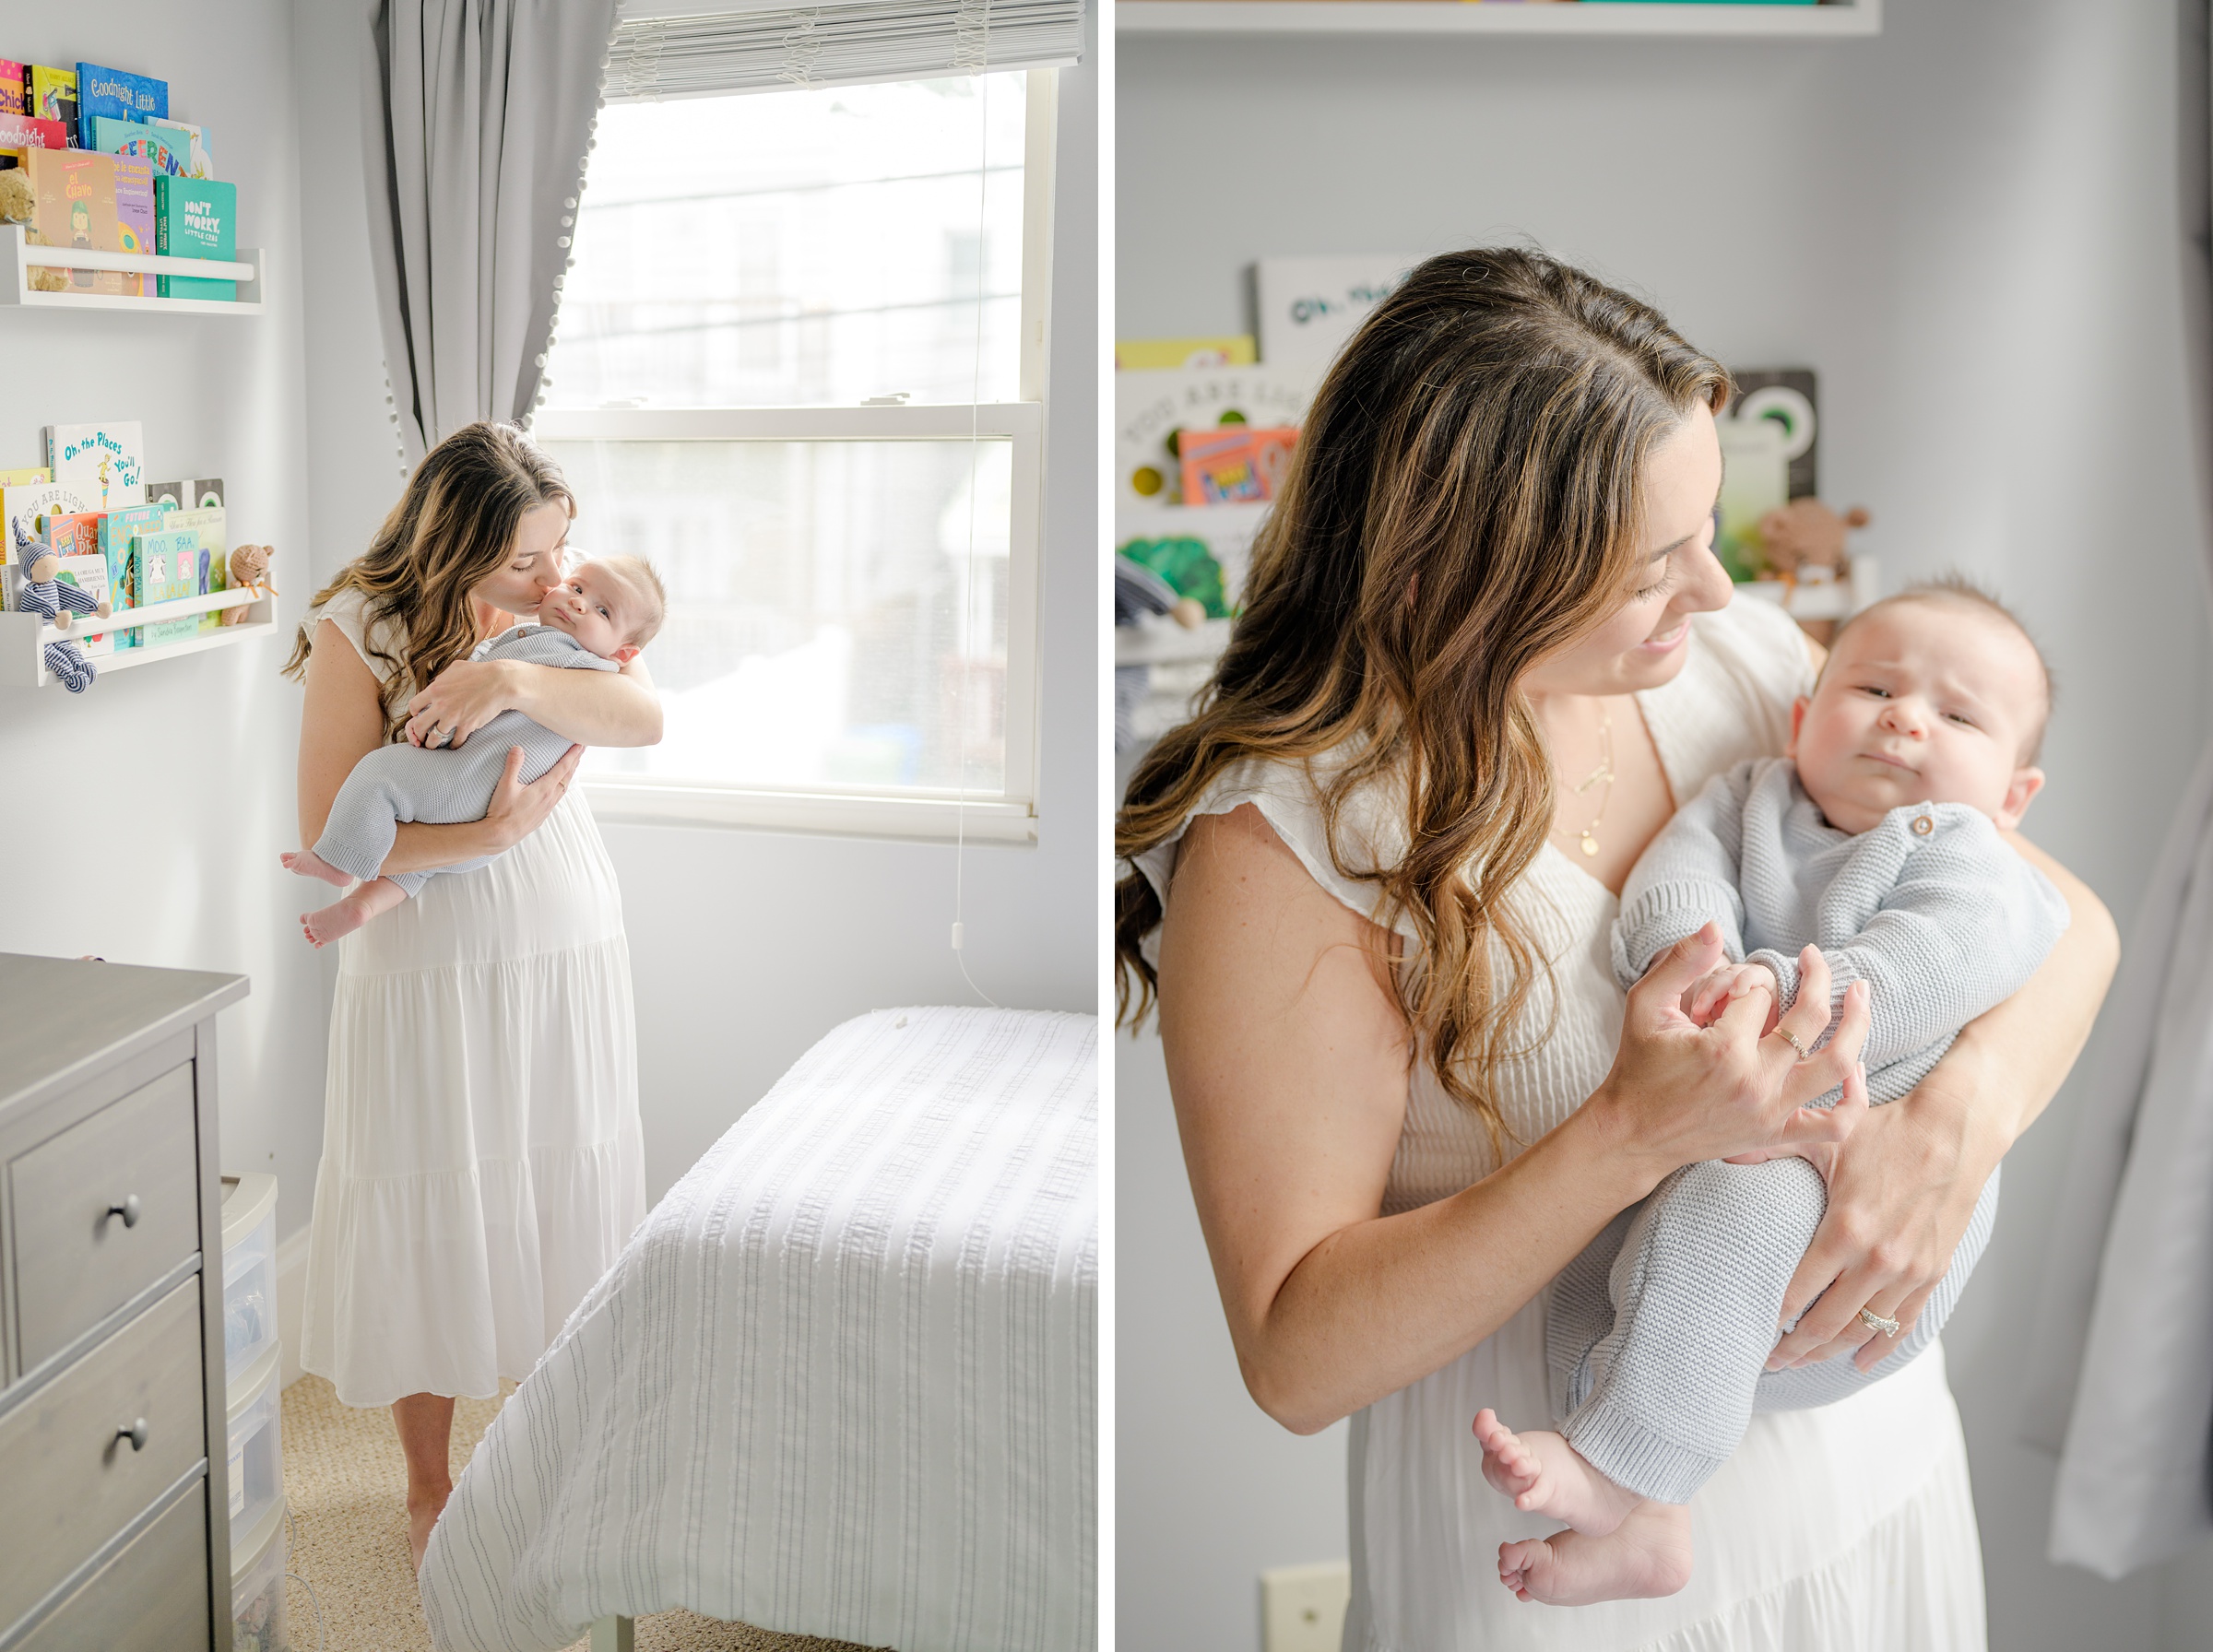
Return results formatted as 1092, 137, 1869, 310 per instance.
607, 0, 1083, 100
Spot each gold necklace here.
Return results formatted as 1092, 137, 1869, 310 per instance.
1567, 703, 1615, 858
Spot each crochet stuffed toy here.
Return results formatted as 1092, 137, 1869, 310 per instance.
12, 519, 109, 692
222, 543, 278, 623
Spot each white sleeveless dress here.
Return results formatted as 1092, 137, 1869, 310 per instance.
299, 587, 648, 1409
1131, 596, 1986, 1651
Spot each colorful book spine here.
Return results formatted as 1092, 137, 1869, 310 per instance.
72, 64, 167, 151
26, 66, 75, 134
97, 502, 168, 647
144, 118, 212, 181
133, 526, 201, 644
0, 112, 66, 167
155, 177, 236, 300
0, 63, 23, 119
41, 510, 103, 562
93, 114, 183, 174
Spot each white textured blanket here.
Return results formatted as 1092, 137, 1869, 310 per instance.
420, 1007, 1098, 1652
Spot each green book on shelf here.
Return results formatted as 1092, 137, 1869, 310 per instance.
154, 175, 237, 301
133, 525, 201, 644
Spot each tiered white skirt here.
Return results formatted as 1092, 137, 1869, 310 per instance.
1347, 1295, 1986, 1650
301, 791, 647, 1409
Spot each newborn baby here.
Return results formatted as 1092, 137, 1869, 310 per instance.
1474, 581, 2070, 1606
285, 556, 664, 947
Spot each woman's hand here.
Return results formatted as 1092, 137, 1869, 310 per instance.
480, 743, 583, 850
404, 658, 523, 749
1768, 1063, 1997, 1373
1591, 925, 1873, 1184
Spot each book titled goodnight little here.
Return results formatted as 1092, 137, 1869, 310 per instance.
73, 63, 167, 151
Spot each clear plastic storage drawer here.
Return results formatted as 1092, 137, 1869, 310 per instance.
231, 1497, 290, 1652
227, 1344, 284, 1546
220, 1173, 279, 1386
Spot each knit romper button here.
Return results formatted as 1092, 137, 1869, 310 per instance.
1911, 814, 1935, 836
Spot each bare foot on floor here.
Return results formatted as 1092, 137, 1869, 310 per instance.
408, 1482, 453, 1574
1473, 1408, 1642, 1537
281, 848, 349, 887
1497, 1501, 1694, 1605
302, 895, 372, 948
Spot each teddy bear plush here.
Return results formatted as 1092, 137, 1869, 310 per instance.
1756, 498, 1869, 579
0, 170, 65, 294
222, 544, 278, 623
12, 519, 111, 692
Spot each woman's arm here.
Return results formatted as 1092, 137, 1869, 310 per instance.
1161, 804, 1867, 1434
297, 620, 586, 877
1769, 833, 2119, 1369
401, 651, 663, 751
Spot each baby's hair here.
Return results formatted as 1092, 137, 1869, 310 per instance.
595, 554, 668, 649
1825, 574, 2055, 762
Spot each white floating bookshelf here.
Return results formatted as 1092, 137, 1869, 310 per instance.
0, 224, 265, 315
0, 586, 278, 689
1119, 0, 1878, 36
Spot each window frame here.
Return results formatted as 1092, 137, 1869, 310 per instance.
534, 66, 1059, 845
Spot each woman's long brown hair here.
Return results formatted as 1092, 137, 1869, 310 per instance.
282, 421, 574, 739
1115, 249, 1729, 1155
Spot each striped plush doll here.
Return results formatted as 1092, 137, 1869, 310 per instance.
12, 520, 109, 693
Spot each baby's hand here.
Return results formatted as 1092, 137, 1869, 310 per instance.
1683, 960, 1780, 1031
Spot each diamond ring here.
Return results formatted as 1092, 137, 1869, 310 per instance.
1858, 1306, 1901, 1339
1778, 1026, 1811, 1061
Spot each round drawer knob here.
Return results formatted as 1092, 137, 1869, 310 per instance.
106, 1195, 142, 1229
115, 1418, 148, 1452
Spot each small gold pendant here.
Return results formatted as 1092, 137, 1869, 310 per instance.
1580, 832, 1600, 857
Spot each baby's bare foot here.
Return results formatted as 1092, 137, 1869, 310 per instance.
282, 848, 349, 887
1473, 1409, 1641, 1537
1497, 1502, 1694, 1606
302, 895, 373, 949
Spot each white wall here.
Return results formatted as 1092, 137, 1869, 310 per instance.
0, 4, 327, 1229
290, 6, 1100, 1203
1118, 3, 2213, 1648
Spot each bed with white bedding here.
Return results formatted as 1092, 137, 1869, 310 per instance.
420, 1006, 1098, 1652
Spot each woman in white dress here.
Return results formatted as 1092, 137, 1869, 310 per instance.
1117, 251, 2117, 1648
285, 422, 657, 1568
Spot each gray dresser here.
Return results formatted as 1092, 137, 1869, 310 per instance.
0, 953, 248, 1652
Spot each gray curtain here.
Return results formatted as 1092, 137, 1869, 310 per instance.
362, 0, 620, 465
2020, 0, 2213, 1582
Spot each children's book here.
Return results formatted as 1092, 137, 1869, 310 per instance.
0, 467, 51, 488
73, 64, 167, 151
0, 112, 67, 168
97, 502, 167, 645
147, 478, 224, 511
41, 509, 103, 562
144, 118, 212, 181
47, 422, 147, 507
134, 525, 202, 643
94, 114, 183, 175
26, 150, 152, 298
26, 66, 76, 134
154, 177, 236, 300
1, 479, 88, 608
0, 63, 23, 118
166, 504, 228, 630
1178, 426, 1299, 506
53, 554, 112, 656
1255, 254, 1419, 390
1116, 336, 1259, 372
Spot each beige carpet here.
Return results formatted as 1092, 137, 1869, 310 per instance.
280, 1374, 887, 1652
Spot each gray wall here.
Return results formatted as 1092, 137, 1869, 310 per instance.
1118, 2, 2213, 1647
290, 4, 1099, 1205
0, 3, 328, 1220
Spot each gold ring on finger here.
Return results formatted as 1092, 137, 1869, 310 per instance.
1857, 1306, 1901, 1339
1778, 1026, 1811, 1061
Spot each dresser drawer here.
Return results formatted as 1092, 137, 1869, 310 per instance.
0, 1278, 206, 1635
10, 1483, 210, 1652
10, 1064, 200, 1370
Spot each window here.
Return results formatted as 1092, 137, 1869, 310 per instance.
536, 67, 1055, 842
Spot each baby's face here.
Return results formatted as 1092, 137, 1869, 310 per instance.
1790, 599, 2047, 835
536, 562, 638, 661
